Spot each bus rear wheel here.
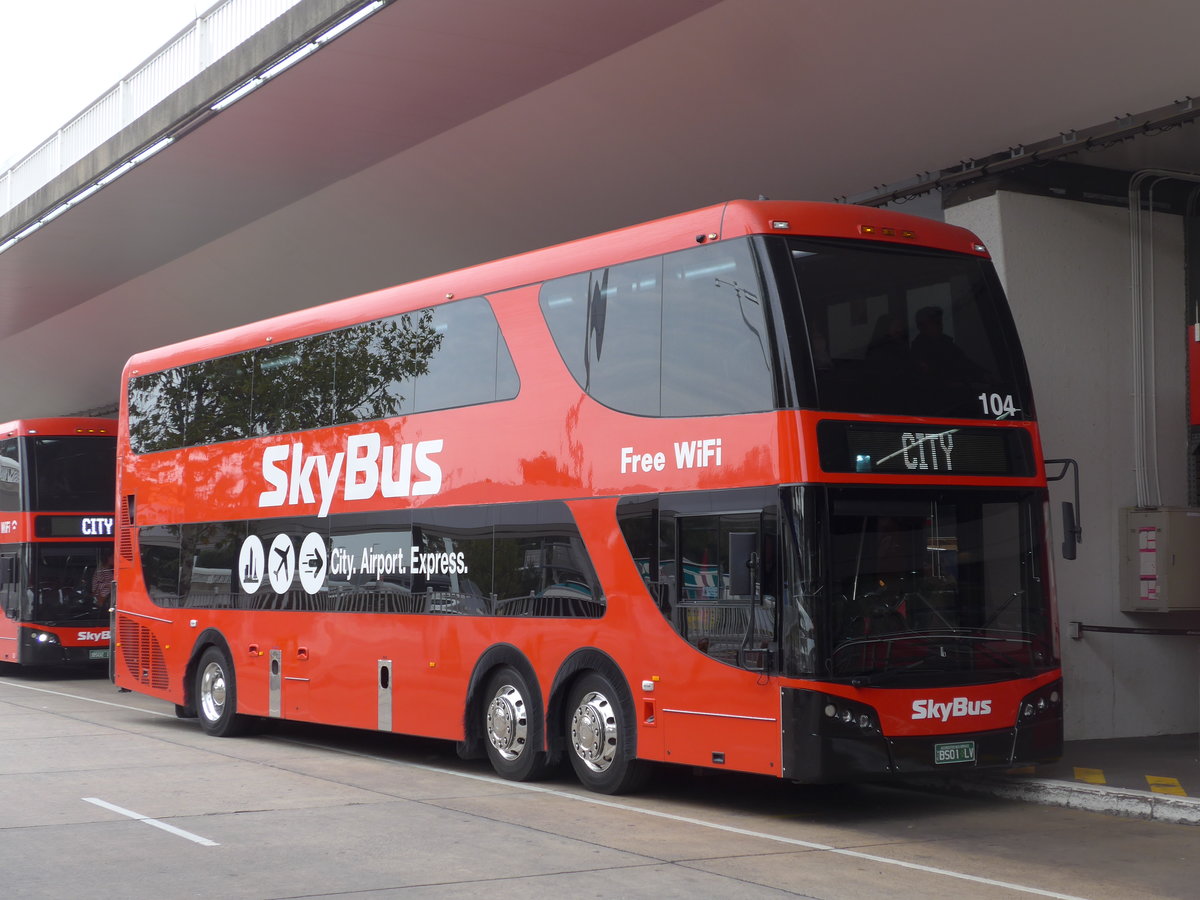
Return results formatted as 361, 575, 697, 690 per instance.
195, 646, 251, 737
482, 666, 548, 781
565, 672, 650, 794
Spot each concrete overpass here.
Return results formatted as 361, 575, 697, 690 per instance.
4, 0, 1200, 745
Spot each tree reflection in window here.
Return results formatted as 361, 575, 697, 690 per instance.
128, 309, 445, 453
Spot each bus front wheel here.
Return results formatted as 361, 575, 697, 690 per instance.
482, 666, 547, 781
195, 646, 251, 737
565, 672, 650, 794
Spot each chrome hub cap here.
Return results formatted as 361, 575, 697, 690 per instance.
570, 690, 617, 772
199, 662, 227, 722
486, 684, 528, 760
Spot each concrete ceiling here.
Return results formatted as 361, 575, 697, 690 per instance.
2, 0, 1200, 419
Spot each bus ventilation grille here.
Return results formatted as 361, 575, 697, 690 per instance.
116, 616, 169, 690
118, 496, 134, 562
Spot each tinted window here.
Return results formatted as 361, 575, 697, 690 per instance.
782, 238, 1030, 419
140, 500, 601, 618
618, 489, 779, 670
540, 239, 774, 416
0, 550, 20, 616
661, 240, 772, 415
814, 486, 1055, 682
335, 314, 435, 424
180, 519, 245, 609
188, 354, 253, 446
128, 297, 518, 454
587, 257, 663, 415
0, 438, 19, 512
415, 298, 520, 411
255, 335, 335, 435
128, 368, 189, 453
137, 524, 182, 604
490, 503, 603, 617
28, 436, 116, 511
28, 544, 107, 623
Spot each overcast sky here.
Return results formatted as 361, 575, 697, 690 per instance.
0, 0, 204, 167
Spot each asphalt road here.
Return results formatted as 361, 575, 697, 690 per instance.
1, 666, 1196, 900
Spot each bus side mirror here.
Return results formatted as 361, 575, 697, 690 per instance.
1046, 458, 1082, 561
729, 532, 757, 597
1061, 502, 1078, 560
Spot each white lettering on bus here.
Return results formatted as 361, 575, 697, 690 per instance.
290, 540, 471, 584
258, 434, 444, 517
901, 432, 954, 471
910, 697, 991, 722
674, 438, 722, 469
82, 516, 114, 536
619, 439, 723, 474
76, 630, 111, 643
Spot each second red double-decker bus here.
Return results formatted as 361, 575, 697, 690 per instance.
0, 418, 116, 667
112, 200, 1063, 792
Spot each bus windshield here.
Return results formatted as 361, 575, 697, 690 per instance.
29, 436, 117, 511
792, 486, 1056, 685
778, 237, 1033, 420
27, 544, 108, 624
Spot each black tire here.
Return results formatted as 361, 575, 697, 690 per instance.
564, 672, 650, 794
482, 666, 548, 781
194, 646, 251, 737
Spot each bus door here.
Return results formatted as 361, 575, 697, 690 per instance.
0, 548, 21, 661
657, 506, 781, 773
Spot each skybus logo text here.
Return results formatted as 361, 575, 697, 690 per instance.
258, 433, 444, 518
911, 697, 992, 722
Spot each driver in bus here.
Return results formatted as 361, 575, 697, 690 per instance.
92, 550, 113, 609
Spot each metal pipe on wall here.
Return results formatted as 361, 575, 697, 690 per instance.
1128, 169, 1200, 508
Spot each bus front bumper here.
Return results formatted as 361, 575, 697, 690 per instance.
780, 685, 1063, 783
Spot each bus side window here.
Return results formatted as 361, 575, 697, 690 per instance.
616, 498, 677, 616
0, 438, 19, 511
1, 553, 19, 617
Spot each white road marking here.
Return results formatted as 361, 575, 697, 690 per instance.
83, 797, 218, 846
0, 680, 174, 716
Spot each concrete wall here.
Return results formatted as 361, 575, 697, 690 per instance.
949, 190, 1200, 740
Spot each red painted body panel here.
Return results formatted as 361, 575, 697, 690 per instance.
1190, 327, 1200, 426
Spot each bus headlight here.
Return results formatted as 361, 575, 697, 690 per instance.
31, 631, 61, 645
1019, 681, 1062, 722
822, 695, 879, 734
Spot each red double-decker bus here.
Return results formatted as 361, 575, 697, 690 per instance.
0, 418, 116, 667
112, 200, 1063, 792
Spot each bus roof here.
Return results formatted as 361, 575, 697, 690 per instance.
0, 417, 117, 439
122, 199, 990, 378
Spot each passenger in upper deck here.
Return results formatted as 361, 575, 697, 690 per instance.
909, 305, 981, 382
909, 305, 993, 415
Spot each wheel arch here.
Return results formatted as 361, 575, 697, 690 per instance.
547, 647, 637, 762
180, 627, 234, 716
460, 643, 544, 760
